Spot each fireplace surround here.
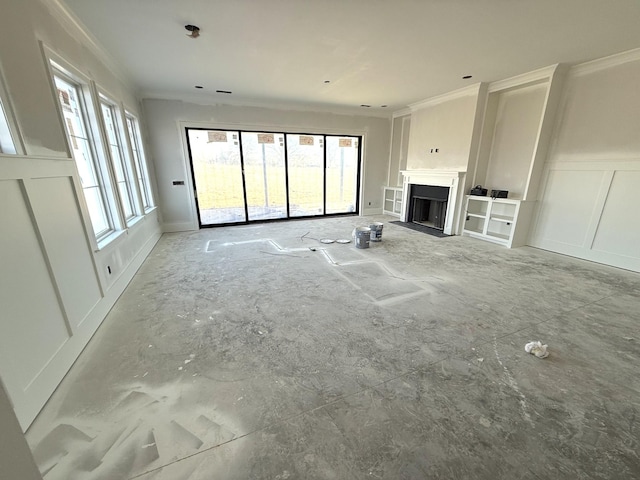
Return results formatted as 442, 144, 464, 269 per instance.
400, 170, 466, 236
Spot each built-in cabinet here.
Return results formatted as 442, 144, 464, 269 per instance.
463, 195, 534, 247
383, 186, 403, 216
463, 65, 566, 247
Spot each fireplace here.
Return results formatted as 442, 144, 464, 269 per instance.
400, 170, 465, 236
407, 184, 449, 230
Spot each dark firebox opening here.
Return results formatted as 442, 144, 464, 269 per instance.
408, 184, 449, 230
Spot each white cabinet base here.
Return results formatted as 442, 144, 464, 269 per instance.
383, 187, 403, 217
462, 195, 534, 248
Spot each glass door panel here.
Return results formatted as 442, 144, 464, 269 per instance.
241, 132, 287, 221
325, 136, 359, 214
286, 134, 324, 217
187, 129, 246, 225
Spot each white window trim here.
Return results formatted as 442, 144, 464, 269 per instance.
46, 51, 121, 247
54, 70, 117, 240
124, 110, 155, 212
96, 229, 127, 251
97, 91, 141, 226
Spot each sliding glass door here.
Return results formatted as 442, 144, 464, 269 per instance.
186, 128, 361, 227
326, 136, 359, 214
242, 132, 288, 221
287, 134, 324, 217
187, 129, 245, 225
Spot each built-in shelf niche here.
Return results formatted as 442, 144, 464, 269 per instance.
472, 65, 566, 202
387, 113, 411, 188
464, 64, 567, 247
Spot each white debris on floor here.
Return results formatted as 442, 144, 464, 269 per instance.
524, 341, 549, 359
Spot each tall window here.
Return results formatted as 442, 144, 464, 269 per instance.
125, 113, 154, 211
0, 98, 16, 154
53, 73, 113, 239
0, 68, 18, 155
100, 99, 136, 222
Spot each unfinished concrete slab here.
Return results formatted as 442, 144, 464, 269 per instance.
26, 216, 640, 479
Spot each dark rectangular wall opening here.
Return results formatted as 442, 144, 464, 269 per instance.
407, 184, 449, 230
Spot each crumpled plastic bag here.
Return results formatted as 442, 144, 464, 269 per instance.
524, 340, 549, 359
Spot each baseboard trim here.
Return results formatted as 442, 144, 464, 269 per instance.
362, 207, 384, 216
530, 239, 640, 274
163, 221, 197, 232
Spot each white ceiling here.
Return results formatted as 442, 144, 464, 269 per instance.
61, 0, 640, 115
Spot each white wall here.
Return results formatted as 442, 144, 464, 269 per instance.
406, 90, 479, 171
550, 57, 640, 162
0, 0, 161, 432
142, 99, 391, 231
530, 50, 640, 272
484, 84, 547, 198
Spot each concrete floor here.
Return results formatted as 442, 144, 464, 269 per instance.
26, 216, 640, 479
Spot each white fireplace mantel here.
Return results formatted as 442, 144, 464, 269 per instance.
400, 170, 467, 235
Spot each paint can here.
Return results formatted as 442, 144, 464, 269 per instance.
369, 222, 383, 242
354, 227, 371, 249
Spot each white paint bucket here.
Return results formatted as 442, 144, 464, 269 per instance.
369, 222, 383, 242
354, 227, 371, 249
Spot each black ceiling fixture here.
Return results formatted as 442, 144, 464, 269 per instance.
360, 104, 371, 108
195, 85, 203, 89
185, 24, 200, 38
216, 90, 232, 94
462, 75, 473, 79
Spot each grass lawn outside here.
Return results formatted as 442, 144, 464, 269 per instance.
193, 164, 357, 213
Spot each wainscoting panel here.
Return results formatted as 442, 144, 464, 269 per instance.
530, 160, 640, 272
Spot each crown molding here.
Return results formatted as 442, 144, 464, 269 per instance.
488, 64, 558, 93
392, 107, 412, 118
408, 83, 482, 112
40, 0, 135, 90
141, 90, 394, 119
570, 47, 640, 77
